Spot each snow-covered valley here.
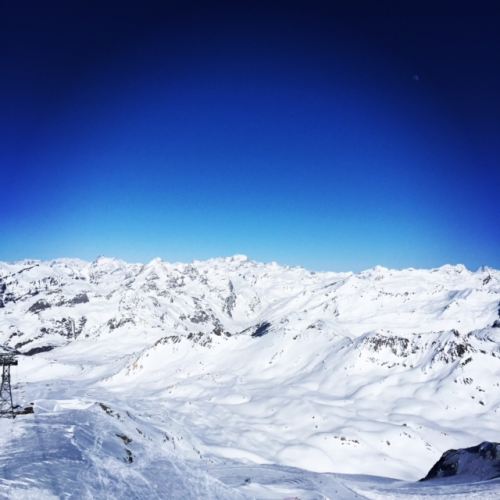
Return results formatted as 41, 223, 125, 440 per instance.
1, 255, 500, 499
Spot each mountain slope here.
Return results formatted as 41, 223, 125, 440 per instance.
1, 256, 500, 497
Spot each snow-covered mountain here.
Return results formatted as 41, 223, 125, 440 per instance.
1, 256, 500, 499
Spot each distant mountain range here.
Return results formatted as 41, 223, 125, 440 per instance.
2, 255, 498, 356
1, 256, 499, 497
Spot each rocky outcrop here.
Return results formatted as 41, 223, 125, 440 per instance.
421, 441, 500, 481
28, 299, 51, 314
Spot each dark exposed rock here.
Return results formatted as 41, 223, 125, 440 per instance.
98, 402, 121, 419
251, 322, 271, 338
421, 441, 500, 481
455, 343, 467, 357
428, 332, 475, 366
223, 280, 237, 318
8, 330, 23, 341
108, 317, 135, 330
2, 292, 16, 304
155, 335, 182, 347
493, 320, 500, 328
67, 293, 89, 305
77, 316, 87, 335
28, 299, 51, 313
15, 338, 34, 349
124, 449, 134, 463
116, 434, 132, 445
99, 403, 113, 415
15, 406, 34, 415
362, 334, 411, 357
461, 357, 472, 366
212, 327, 231, 337
16, 264, 39, 275
190, 310, 209, 324
440, 339, 472, 362
23, 345, 56, 356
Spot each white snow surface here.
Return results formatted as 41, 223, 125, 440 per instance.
1, 256, 500, 498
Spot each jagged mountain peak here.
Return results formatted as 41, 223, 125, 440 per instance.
147, 256, 164, 265
434, 263, 470, 274
358, 265, 391, 277
91, 255, 127, 267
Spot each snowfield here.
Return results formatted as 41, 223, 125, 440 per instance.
1, 256, 500, 498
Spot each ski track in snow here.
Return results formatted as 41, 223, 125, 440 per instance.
1, 256, 500, 498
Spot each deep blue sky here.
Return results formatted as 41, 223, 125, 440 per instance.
1, 1, 499, 272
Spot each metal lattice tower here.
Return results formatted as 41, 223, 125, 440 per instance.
0, 354, 18, 419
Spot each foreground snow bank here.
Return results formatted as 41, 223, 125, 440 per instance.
0, 402, 248, 500
1, 397, 500, 499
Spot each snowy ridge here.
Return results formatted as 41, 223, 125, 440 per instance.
1, 256, 500, 498
1, 256, 498, 353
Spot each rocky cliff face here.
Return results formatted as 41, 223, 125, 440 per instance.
422, 441, 500, 481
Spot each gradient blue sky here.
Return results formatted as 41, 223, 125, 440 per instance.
1, 1, 499, 272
